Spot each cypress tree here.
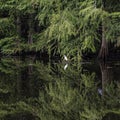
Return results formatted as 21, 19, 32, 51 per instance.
0, 0, 119, 60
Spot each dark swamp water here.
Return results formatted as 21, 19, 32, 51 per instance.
0, 56, 120, 120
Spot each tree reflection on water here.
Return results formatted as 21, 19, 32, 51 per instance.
0, 57, 120, 120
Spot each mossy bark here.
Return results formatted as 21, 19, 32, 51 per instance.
98, 23, 108, 60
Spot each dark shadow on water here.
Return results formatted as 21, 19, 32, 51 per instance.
3, 113, 38, 120
103, 113, 120, 120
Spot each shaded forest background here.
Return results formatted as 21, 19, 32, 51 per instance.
0, 0, 120, 60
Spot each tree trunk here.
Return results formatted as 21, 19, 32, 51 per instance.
98, 22, 108, 61
16, 15, 21, 46
28, 14, 34, 44
16, 16, 21, 36
98, 0, 108, 61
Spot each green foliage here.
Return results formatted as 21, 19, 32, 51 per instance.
0, 18, 15, 37
0, 36, 23, 54
0, 0, 120, 59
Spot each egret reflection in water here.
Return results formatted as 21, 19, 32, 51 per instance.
98, 88, 102, 95
64, 63, 68, 70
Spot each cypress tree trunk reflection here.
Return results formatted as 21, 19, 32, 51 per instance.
99, 62, 113, 96
16, 57, 22, 97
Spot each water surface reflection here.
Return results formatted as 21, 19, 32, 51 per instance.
0, 57, 120, 120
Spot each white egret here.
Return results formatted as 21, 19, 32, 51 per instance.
64, 55, 68, 61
